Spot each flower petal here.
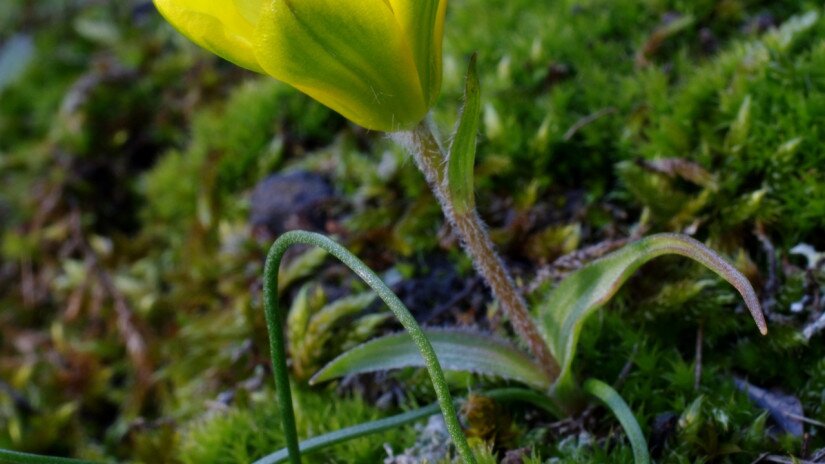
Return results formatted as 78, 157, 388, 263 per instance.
388, 0, 447, 106
154, 0, 264, 72
254, 0, 428, 131
232, 0, 264, 24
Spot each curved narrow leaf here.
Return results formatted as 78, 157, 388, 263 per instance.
447, 53, 481, 215
255, 387, 558, 464
583, 378, 651, 464
254, 403, 442, 464
0, 448, 95, 464
536, 233, 767, 394
264, 231, 475, 464
311, 328, 552, 391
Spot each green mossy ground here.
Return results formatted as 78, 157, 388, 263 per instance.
1, 0, 824, 462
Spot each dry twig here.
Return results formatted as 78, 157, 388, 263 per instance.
563, 107, 618, 141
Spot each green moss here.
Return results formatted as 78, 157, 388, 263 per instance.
803, 358, 825, 423
625, 9, 825, 243
179, 388, 415, 464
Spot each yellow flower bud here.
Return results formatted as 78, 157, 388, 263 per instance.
154, 0, 265, 73
154, 0, 447, 132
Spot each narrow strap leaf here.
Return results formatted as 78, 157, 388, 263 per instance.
311, 328, 552, 391
263, 230, 476, 464
536, 233, 767, 400
253, 403, 441, 464
255, 387, 559, 464
0, 449, 95, 464
447, 53, 481, 215
583, 379, 651, 464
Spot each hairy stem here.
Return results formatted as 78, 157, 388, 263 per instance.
394, 121, 560, 380
263, 231, 475, 464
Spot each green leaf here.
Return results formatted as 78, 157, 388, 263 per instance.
0, 448, 95, 464
264, 231, 475, 464
253, 403, 442, 464
536, 233, 767, 395
447, 54, 481, 215
254, 387, 558, 464
311, 328, 552, 391
583, 378, 651, 464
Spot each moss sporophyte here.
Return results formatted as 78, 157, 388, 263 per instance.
0, 2, 770, 463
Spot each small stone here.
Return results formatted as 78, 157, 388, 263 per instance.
249, 171, 335, 235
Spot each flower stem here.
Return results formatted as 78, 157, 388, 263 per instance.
395, 121, 560, 380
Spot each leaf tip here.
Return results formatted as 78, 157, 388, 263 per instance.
745, 297, 768, 336
307, 370, 326, 386
733, 277, 769, 336
466, 52, 479, 94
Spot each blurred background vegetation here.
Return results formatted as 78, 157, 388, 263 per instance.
1, 0, 824, 462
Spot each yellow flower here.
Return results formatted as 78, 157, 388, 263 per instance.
154, 0, 448, 132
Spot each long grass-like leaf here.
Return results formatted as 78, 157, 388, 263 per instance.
263, 231, 475, 464
583, 378, 651, 464
536, 233, 767, 398
253, 403, 441, 464
255, 387, 560, 464
0, 449, 95, 464
311, 328, 552, 390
